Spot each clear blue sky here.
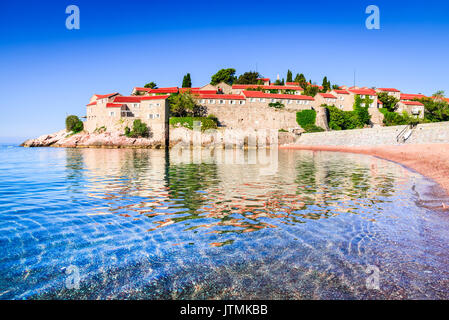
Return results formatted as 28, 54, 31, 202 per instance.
1, 0, 448, 141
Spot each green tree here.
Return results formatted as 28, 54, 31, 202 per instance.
127, 119, 149, 138
432, 90, 445, 99
417, 97, 449, 122
168, 92, 199, 117
144, 82, 157, 89
377, 92, 399, 112
302, 83, 320, 97
210, 68, 236, 85
234, 71, 261, 84
353, 95, 371, 126
65, 115, 84, 133
182, 73, 192, 88
286, 70, 293, 83
294, 73, 307, 87
321, 76, 331, 92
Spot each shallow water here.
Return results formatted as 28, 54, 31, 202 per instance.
0, 145, 448, 299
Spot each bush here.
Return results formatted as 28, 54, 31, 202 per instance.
303, 124, 325, 133
269, 102, 285, 109
325, 105, 361, 130
65, 115, 84, 133
125, 120, 149, 138
169, 117, 217, 131
207, 114, 219, 124
296, 109, 316, 128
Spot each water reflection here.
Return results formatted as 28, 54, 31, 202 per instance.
2, 146, 448, 299
75, 148, 412, 243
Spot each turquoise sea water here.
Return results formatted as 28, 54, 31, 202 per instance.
0, 144, 448, 299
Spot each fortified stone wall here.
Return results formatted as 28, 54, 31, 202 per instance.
291, 121, 449, 146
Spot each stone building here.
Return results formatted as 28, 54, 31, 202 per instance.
85, 93, 170, 144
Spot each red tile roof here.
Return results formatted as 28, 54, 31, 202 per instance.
378, 100, 383, 104
318, 93, 337, 99
400, 93, 426, 100
333, 89, 350, 94
86, 101, 97, 106
348, 88, 377, 95
94, 93, 119, 99
378, 88, 400, 92
242, 90, 314, 100
257, 78, 270, 81
106, 103, 124, 108
232, 84, 303, 91
114, 95, 169, 103
401, 101, 424, 106
199, 94, 245, 100
134, 87, 178, 94
179, 88, 217, 94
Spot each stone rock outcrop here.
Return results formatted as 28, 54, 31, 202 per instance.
21, 130, 164, 148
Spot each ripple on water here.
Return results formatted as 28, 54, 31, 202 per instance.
0, 146, 448, 299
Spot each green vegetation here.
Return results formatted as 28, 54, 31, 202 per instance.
325, 105, 365, 130
377, 92, 399, 112
169, 117, 218, 131
302, 83, 320, 97
234, 71, 261, 84
303, 124, 325, 132
286, 70, 293, 83
274, 78, 285, 85
210, 68, 236, 85
278, 128, 288, 132
294, 73, 307, 87
144, 82, 157, 89
269, 102, 285, 109
353, 95, 372, 126
321, 76, 331, 92
296, 109, 316, 127
168, 92, 205, 117
417, 97, 449, 122
182, 73, 192, 88
65, 115, 84, 133
125, 119, 149, 138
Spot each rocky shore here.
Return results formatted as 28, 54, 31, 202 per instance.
21, 130, 164, 148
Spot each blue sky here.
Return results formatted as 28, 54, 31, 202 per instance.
1, 0, 448, 141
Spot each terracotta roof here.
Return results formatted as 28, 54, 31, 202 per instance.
401, 101, 424, 106
134, 87, 178, 94
179, 88, 217, 94
242, 90, 314, 100
113, 95, 169, 103
333, 89, 350, 94
86, 101, 97, 106
199, 94, 245, 100
106, 103, 124, 108
257, 78, 270, 81
348, 88, 377, 95
400, 93, 426, 100
318, 93, 337, 99
232, 84, 302, 91
378, 100, 383, 104
378, 88, 400, 92
94, 93, 119, 99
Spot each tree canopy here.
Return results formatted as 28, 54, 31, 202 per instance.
286, 70, 293, 83
144, 82, 157, 89
377, 92, 399, 112
234, 71, 261, 84
321, 76, 331, 92
182, 73, 192, 88
210, 68, 236, 85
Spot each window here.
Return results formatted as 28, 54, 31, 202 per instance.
148, 114, 153, 119
230, 100, 236, 105
288, 100, 292, 104
296, 100, 300, 104
361, 95, 365, 98
239, 100, 245, 105
209, 99, 215, 104
134, 103, 139, 108
219, 100, 224, 104
201, 99, 205, 103
271, 99, 275, 103
109, 111, 115, 117
340, 96, 344, 100
250, 98, 256, 102
261, 98, 266, 102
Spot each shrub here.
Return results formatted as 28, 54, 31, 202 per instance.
269, 102, 285, 109
207, 114, 219, 124
303, 124, 325, 133
296, 109, 316, 128
169, 117, 217, 131
65, 115, 84, 133
325, 105, 361, 130
126, 120, 149, 138
278, 128, 288, 132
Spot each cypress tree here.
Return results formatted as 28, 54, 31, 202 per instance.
182, 73, 192, 88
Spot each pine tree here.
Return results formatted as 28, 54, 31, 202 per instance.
182, 73, 192, 88
286, 70, 293, 83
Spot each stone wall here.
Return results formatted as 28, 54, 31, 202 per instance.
290, 121, 449, 146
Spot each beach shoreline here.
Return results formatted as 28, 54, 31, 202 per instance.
280, 143, 449, 199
